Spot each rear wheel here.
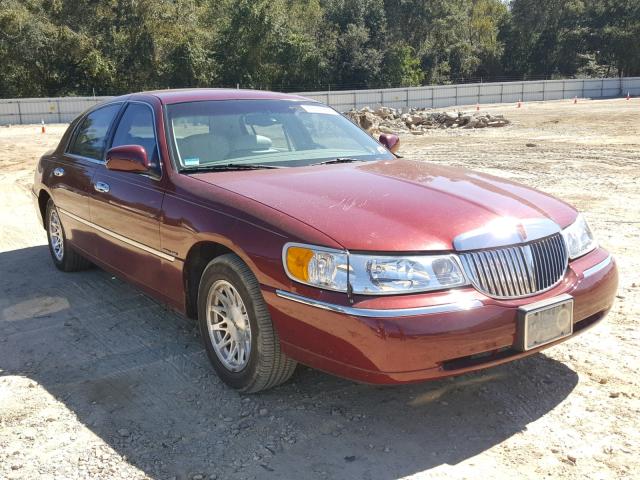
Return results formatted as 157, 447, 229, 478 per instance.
45, 199, 92, 272
197, 254, 296, 392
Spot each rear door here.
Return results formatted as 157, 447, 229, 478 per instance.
50, 103, 123, 255
89, 101, 166, 292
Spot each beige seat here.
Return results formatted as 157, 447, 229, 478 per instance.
177, 133, 231, 164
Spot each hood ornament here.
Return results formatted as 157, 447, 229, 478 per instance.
517, 223, 528, 241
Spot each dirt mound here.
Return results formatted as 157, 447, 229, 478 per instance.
345, 106, 510, 134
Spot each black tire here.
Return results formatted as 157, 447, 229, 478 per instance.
197, 253, 296, 393
45, 199, 92, 272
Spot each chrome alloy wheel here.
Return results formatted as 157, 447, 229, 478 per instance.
49, 208, 64, 261
206, 280, 252, 372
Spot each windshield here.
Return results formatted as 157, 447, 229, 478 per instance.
165, 99, 394, 169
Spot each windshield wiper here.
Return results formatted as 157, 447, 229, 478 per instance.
311, 157, 364, 166
183, 163, 283, 172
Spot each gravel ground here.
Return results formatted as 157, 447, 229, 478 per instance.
0, 98, 638, 479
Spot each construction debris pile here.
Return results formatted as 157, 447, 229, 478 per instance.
345, 107, 511, 135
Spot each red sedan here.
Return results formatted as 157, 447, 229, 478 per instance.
32, 89, 618, 392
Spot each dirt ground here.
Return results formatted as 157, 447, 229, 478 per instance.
0, 98, 638, 480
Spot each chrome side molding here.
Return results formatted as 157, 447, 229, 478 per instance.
58, 208, 175, 262
275, 289, 483, 318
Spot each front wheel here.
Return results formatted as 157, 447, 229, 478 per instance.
197, 254, 296, 393
45, 199, 92, 272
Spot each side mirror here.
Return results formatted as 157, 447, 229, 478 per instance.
106, 145, 149, 173
379, 133, 400, 154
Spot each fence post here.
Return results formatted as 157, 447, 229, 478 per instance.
16, 101, 23, 125
500, 83, 504, 103
620, 77, 623, 97
405, 88, 409, 108
353, 91, 357, 110
542, 81, 546, 101
601, 78, 604, 98
562, 80, 566, 99
56, 99, 62, 123
521, 82, 525, 102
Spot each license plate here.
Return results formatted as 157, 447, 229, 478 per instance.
516, 294, 574, 351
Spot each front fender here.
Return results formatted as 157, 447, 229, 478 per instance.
162, 178, 343, 290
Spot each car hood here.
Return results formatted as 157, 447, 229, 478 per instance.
192, 159, 577, 251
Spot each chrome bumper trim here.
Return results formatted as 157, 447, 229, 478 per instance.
583, 255, 613, 278
275, 290, 483, 318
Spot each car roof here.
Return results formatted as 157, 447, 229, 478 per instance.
123, 88, 313, 105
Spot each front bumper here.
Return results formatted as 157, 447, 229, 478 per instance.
266, 247, 618, 384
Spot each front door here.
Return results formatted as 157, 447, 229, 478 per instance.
89, 101, 166, 294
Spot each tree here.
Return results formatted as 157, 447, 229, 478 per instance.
470, 0, 509, 78
381, 43, 424, 86
322, 0, 389, 87
586, 0, 640, 77
501, 0, 588, 77
1, 0, 638, 98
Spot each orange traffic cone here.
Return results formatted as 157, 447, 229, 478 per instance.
517, 99, 522, 108
41, 120, 45, 134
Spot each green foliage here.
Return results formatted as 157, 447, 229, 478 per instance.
382, 44, 424, 87
0, 0, 638, 97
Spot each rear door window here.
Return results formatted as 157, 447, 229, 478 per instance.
68, 104, 121, 161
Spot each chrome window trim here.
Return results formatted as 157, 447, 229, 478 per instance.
583, 255, 613, 278
66, 153, 105, 165
58, 207, 175, 262
275, 289, 483, 318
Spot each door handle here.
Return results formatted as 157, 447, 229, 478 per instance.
53, 167, 65, 177
94, 181, 110, 193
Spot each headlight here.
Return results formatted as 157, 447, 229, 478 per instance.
349, 253, 468, 294
283, 243, 468, 294
561, 214, 597, 260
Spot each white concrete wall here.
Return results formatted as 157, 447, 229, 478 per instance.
299, 77, 640, 111
2, 77, 639, 125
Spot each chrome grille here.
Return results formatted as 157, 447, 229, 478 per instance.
460, 234, 568, 299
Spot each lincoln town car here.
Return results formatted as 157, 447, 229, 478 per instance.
31, 89, 618, 392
